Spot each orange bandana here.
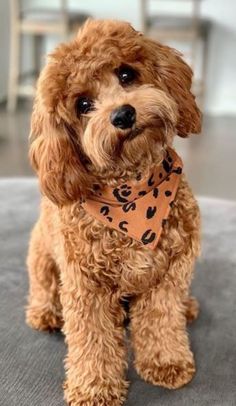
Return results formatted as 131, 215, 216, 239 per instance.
82, 147, 183, 250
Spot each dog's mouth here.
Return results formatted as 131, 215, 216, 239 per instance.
124, 118, 166, 142
126, 126, 143, 140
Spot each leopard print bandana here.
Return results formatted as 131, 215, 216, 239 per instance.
81, 147, 183, 250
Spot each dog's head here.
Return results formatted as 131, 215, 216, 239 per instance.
30, 19, 201, 205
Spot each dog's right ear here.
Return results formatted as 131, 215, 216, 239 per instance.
29, 97, 89, 206
142, 38, 202, 138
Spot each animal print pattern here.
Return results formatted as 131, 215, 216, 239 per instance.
82, 147, 183, 249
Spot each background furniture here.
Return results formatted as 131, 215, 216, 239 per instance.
140, 0, 211, 106
7, 0, 90, 112
0, 178, 236, 405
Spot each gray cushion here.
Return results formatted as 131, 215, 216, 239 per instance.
0, 178, 236, 406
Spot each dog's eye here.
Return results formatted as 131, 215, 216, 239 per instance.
116, 65, 137, 85
76, 97, 94, 115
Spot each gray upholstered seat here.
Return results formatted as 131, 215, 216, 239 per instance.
0, 178, 236, 406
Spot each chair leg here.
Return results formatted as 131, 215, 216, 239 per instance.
33, 34, 43, 76
200, 33, 209, 109
7, 27, 20, 113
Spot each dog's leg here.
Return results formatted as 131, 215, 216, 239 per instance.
130, 277, 196, 389
26, 223, 62, 331
60, 271, 128, 406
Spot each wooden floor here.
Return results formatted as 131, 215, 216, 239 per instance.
0, 103, 235, 200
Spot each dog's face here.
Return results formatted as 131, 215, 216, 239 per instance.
30, 19, 201, 205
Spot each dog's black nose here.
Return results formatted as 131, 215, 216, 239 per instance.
110, 104, 136, 129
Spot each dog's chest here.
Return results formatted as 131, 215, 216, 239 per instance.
61, 208, 172, 294
58, 179, 200, 294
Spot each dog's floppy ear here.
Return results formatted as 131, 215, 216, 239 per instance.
29, 90, 89, 207
143, 38, 202, 137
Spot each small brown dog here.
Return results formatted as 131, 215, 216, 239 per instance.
26, 19, 201, 406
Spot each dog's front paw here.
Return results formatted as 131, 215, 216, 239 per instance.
26, 306, 63, 332
135, 358, 195, 389
185, 296, 200, 323
64, 381, 128, 406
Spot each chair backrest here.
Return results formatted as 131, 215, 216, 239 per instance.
140, 0, 201, 32
10, 0, 70, 24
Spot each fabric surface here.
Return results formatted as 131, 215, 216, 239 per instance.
82, 147, 183, 249
0, 178, 236, 406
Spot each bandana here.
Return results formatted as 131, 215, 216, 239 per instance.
81, 147, 183, 250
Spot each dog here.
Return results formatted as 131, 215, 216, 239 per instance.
26, 19, 201, 406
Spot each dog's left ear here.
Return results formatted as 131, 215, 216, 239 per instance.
29, 72, 90, 206
143, 38, 202, 137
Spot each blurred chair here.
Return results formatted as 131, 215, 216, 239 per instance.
140, 0, 211, 106
8, 0, 90, 112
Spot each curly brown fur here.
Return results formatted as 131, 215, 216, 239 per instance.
26, 19, 201, 405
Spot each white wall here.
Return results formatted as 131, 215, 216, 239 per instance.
1, 0, 236, 115
201, 0, 236, 115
